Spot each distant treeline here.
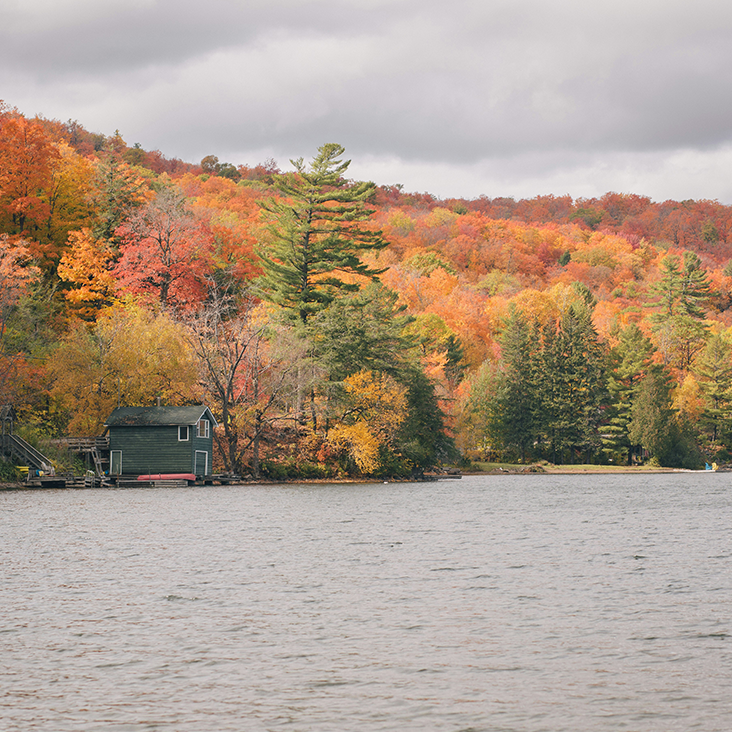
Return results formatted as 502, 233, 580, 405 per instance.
4, 101, 732, 474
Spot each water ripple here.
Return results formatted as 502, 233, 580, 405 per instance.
2, 474, 731, 731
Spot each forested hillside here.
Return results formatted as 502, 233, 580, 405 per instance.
4, 101, 732, 474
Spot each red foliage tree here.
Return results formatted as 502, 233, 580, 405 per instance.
114, 188, 213, 308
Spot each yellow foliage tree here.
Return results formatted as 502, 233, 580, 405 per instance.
546, 281, 592, 318
328, 421, 381, 474
673, 373, 705, 424
327, 369, 407, 473
57, 228, 116, 319
47, 303, 199, 435
45, 142, 96, 254
507, 288, 558, 327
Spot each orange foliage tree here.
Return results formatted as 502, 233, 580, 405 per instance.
57, 229, 117, 319
0, 113, 60, 264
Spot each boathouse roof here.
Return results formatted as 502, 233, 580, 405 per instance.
105, 405, 218, 428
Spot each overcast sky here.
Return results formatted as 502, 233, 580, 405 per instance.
2, 0, 732, 202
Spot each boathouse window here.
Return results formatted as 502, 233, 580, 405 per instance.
197, 419, 209, 438
178, 425, 189, 441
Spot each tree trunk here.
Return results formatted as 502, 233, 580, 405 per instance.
309, 387, 317, 432
252, 410, 262, 478
296, 364, 305, 426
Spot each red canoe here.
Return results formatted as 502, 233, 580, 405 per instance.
137, 473, 196, 481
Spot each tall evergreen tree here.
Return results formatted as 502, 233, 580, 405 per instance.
628, 366, 678, 464
490, 307, 540, 461
308, 283, 454, 473
256, 143, 386, 325
648, 252, 710, 370
308, 283, 414, 382
650, 255, 683, 319
538, 304, 607, 463
679, 251, 711, 318
461, 360, 502, 459
397, 367, 457, 473
605, 324, 656, 464
443, 334, 467, 386
695, 334, 732, 448
91, 154, 149, 246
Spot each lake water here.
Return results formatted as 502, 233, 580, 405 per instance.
1, 473, 731, 731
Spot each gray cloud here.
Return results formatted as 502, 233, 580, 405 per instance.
0, 0, 404, 75
3, 0, 732, 200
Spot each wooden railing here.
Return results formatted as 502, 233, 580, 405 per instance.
1, 434, 54, 470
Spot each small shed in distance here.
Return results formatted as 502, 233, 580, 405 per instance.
105, 405, 217, 477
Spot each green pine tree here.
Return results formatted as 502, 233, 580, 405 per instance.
308, 283, 414, 382
490, 307, 541, 461
539, 304, 607, 464
308, 283, 454, 473
256, 143, 386, 325
648, 252, 710, 370
695, 334, 732, 448
605, 324, 656, 464
628, 366, 677, 464
397, 367, 457, 474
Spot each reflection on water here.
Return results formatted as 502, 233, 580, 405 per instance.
2, 474, 731, 731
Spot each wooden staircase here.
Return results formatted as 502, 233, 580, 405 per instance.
64, 437, 110, 477
1, 433, 54, 471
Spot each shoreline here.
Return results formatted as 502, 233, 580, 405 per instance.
1, 465, 718, 491
468, 466, 679, 475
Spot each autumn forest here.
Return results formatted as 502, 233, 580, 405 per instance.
4, 101, 732, 477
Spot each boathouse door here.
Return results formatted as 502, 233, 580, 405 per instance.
194, 450, 208, 477
110, 450, 122, 475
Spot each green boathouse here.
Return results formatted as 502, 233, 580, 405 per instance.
105, 405, 217, 477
